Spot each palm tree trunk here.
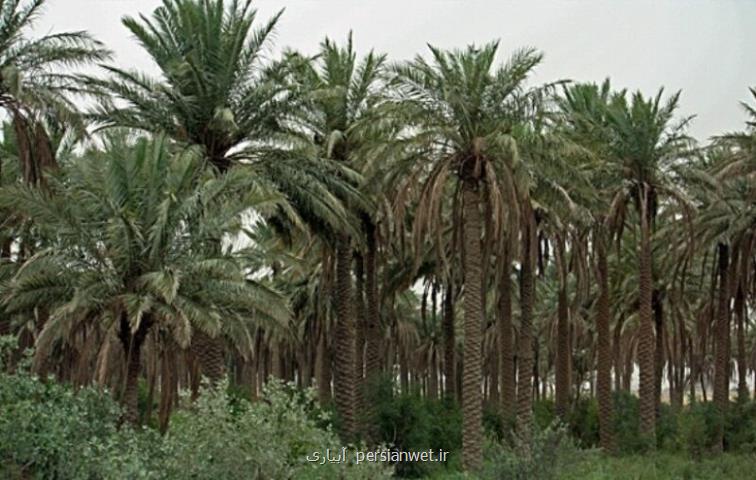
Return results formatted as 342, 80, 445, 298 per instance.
158, 340, 177, 434
713, 243, 730, 452
315, 325, 331, 403
653, 290, 664, 421
613, 315, 625, 392
555, 235, 570, 420
637, 189, 657, 446
192, 330, 225, 386
444, 284, 457, 399
364, 220, 382, 384
429, 350, 439, 400
354, 253, 366, 432
517, 206, 536, 445
334, 235, 358, 440
498, 245, 515, 422
735, 284, 748, 401
596, 235, 615, 452
461, 179, 484, 471
120, 314, 151, 425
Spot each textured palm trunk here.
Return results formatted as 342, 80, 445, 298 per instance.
120, 315, 151, 426
498, 246, 516, 422
613, 315, 625, 392
400, 346, 410, 393
596, 236, 615, 452
713, 243, 730, 452
334, 235, 358, 440
315, 326, 332, 403
364, 221, 382, 384
429, 350, 439, 400
637, 191, 657, 446
489, 348, 499, 405
461, 180, 484, 471
555, 236, 570, 420
443, 284, 457, 399
516, 208, 536, 445
354, 253, 366, 432
653, 291, 664, 421
158, 340, 177, 434
192, 330, 225, 386
735, 285, 748, 401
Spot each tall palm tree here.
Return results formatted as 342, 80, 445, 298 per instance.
0, 0, 110, 184
390, 42, 543, 470
603, 88, 692, 446
686, 143, 756, 449
558, 80, 618, 451
0, 136, 288, 423
279, 34, 388, 441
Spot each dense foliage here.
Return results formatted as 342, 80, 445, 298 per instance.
0, 0, 754, 478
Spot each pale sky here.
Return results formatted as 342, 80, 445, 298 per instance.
34, 0, 756, 141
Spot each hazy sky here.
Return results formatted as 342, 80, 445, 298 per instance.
33, 0, 756, 141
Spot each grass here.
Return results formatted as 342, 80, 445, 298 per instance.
559, 452, 756, 480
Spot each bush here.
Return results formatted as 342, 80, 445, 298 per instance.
481, 423, 583, 480
568, 397, 600, 448
724, 400, 756, 453
368, 376, 461, 477
161, 379, 391, 479
0, 361, 392, 479
677, 401, 721, 458
0, 369, 126, 479
656, 403, 679, 450
533, 398, 556, 431
612, 390, 644, 453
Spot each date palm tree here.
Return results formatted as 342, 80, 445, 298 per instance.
390, 41, 545, 470
603, 88, 692, 446
557, 79, 618, 451
0, 136, 289, 423
88, 0, 358, 385
0, 0, 109, 184
276, 34, 388, 441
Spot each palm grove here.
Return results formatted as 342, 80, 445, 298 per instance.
0, 0, 755, 475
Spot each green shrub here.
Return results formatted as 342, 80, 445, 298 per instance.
656, 403, 679, 451
533, 398, 556, 431
368, 377, 461, 477
481, 423, 583, 480
568, 397, 600, 448
161, 379, 391, 480
0, 363, 392, 479
0, 369, 126, 479
677, 401, 721, 458
724, 400, 756, 453
612, 390, 644, 453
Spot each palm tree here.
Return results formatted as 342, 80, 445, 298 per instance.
278, 34, 388, 441
558, 80, 618, 451
89, 0, 284, 172
1, 136, 288, 423
390, 42, 543, 470
89, 0, 358, 386
686, 143, 756, 449
0, 0, 110, 184
603, 87, 692, 446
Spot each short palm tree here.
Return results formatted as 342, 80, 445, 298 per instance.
0, 136, 288, 423
89, 0, 357, 384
